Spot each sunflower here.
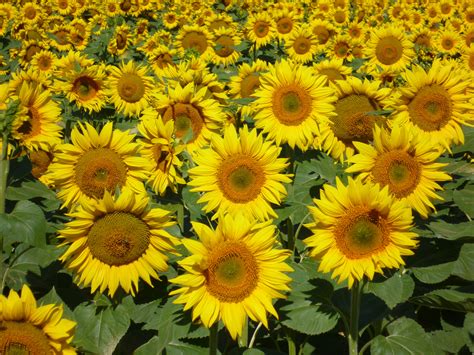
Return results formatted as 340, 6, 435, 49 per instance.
58, 189, 179, 297
45, 122, 148, 208
390, 60, 474, 152
55, 50, 94, 73
148, 45, 177, 76
285, 25, 318, 64
462, 46, 474, 73
328, 34, 353, 60
29, 145, 56, 185
0, 284, 76, 354
252, 59, 336, 150
155, 82, 227, 152
53, 0, 75, 15
304, 176, 419, 288
188, 125, 292, 221
17, 39, 49, 68
205, 12, 235, 33
462, 24, 474, 49
49, 25, 72, 52
245, 12, 276, 49
11, 83, 62, 152
176, 25, 212, 60
316, 76, 393, 162
210, 27, 241, 66
313, 58, 352, 84
364, 25, 414, 73
137, 111, 186, 195
435, 29, 462, 56
106, 61, 155, 117
20, 2, 43, 25
108, 24, 132, 56
169, 214, 293, 339
273, 8, 299, 40
30, 50, 57, 74
162, 10, 180, 30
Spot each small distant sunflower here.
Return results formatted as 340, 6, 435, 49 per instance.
316, 76, 393, 162
29, 145, 56, 185
390, 60, 474, 152
329, 6, 349, 26
205, 12, 235, 33
274, 8, 299, 40
45, 122, 148, 208
435, 29, 462, 56
347, 21, 365, 40
410, 28, 433, 51
108, 24, 132, 56
210, 27, 241, 66
310, 18, 335, 48
11, 83, 62, 152
176, 25, 212, 60
304, 176, 419, 288
17, 40, 49, 68
328, 34, 353, 60
462, 25, 474, 49
188, 125, 292, 221
31, 50, 57, 74
59, 190, 179, 297
245, 12, 276, 48
170, 214, 293, 339
49, 25, 72, 52
104, 0, 122, 17
252, 59, 336, 150
53, 0, 75, 15
163, 10, 179, 30
106, 61, 155, 117
0, 284, 76, 354
463, 6, 474, 25
148, 45, 177, 76
285, 25, 318, 63
55, 50, 94, 72
365, 25, 414, 73
20, 2, 43, 25
137, 111, 186, 195
346, 125, 452, 218
313, 58, 352, 84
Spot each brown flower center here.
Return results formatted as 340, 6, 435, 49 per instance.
272, 84, 312, 126
375, 36, 404, 65
117, 73, 145, 103
73, 76, 100, 101
0, 321, 52, 355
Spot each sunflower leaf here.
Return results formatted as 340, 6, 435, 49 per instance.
366, 273, 415, 309
409, 289, 474, 312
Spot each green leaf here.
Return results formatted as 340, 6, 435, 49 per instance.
452, 126, 474, 154
39, 287, 75, 320
73, 304, 130, 355
452, 243, 474, 281
409, 289, 474, 312
366, 273, 415, 309
427, 221, 474, 240
429, 328, 467, 354
165, 341, 209, 355
181, 186, 204, 221
134, 337, 161, 355
370, 317, 440, 355
453, 184, 474, 218
6, 180, 57, 201
412, 262, 454, 284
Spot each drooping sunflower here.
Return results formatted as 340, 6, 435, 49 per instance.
137, 110, 186, 195
316, 76, 393, 162
0, 285, 76, 354
188, 125, 292, 221
346, 125, 452, 218
107, 24, 132, 56
106, 60, 155, 117
147, 45, 177, 76
11, 83, 62, 152
169, 214, 293, 339
390, 60, 474, 152
285, 25, 319, 64
58, 190, 179, 297
245, 12, 276, 49
364, 25, 414, 73
210, 27, 241, 67
304, 176, 419, 288
252, 59, 336, 150
45, 122, 148, 208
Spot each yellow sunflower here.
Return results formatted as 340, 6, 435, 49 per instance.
169, 214, 293, 339
210, 27, 241, 66
162, 10, 180, 30
390, 60, 474, 152
435, 29, 462, 56
58, 190, 179, 297
347, 124, 452, 218
313, 58, 352, 84
147, 45, 177, 76
327, 34, 354, 60
316, 76, 393, 162
364, 25, 414, 73
0, 285, 76, 354
273, 8, 300, 40
106, 61, 155, 117
176, 24, 212, 60
188, 125, 292, 221
137, 110, 186, 195
285, 25, 319, 64
20, 2, 43, 25
245, 12, 276, 49
252, 59, 336, 150
44, 122, 148, 208
309, 18, 335, 48
107, 24, 132, 56
11, 83, 62, 152
304, 176, 419, 288
30, 50, 58, 74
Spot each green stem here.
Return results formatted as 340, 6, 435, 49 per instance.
348, 281, 362, 355
287, 330, 296, 355
209, 323, 218, 355
253, 42, 256, 62
238, 317, 248, 348
287, 218, 295, 253
0, 131, 9, 215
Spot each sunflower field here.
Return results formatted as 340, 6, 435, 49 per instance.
1, 0, 474, 354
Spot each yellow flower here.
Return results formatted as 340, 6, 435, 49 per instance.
170, 214, 293, 339
304, 177, 419, 288
285, 25, 319, 64
210, 27, 241, 67
245, 12, 276, 49
0, 284, 76, 354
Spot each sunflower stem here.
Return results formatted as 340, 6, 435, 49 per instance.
287, 217, 295, 253
286, 329, 297, 355
253, 42, 257, 61
0, 131, 9, 215
348, 281, 362, 355
209, 323, 218, 355
238, 317, 248, 348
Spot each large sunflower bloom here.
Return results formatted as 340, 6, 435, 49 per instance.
304, 177, 418, 288
45, 122, 148, 208
252, 59, 336, 150
58, 190, 179, 297
0, 285, 76, 354
170, 214, 293, 339
188, 125, 292, 221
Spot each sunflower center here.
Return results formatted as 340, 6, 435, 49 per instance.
205, 241, 258, 303
441, 38, 454, 50
30, 150, 53, 179
0, 321, 52, 355
215, 35, 234, 57
117, 73, 145, 103
240, 73, 261, 98
54, 30, 69, 45
334, 206, 389, 259
273, 84, 312, 126
182, 31, 208, 54
408, 84, 452, 131
293, 36, 311, 54
24, 6, 37, 20
217, 155, 265, 203
116, 32, 128, 50
152, 144, 169, 171
164, 103, 203, 143
318, 68, 344, 82
74, 147, 127, 198
375, 36, 403, 65
372, 149, 421, 197
37, 55, 52, 70
26, 45, 41, 62
254, 21, 269, 38
73, 76, 99, 101
334, 10, 346, 23
334, 41, 350, 58
313, 26, 330, 44
332, 94, 383, 144
154, 53, 174, 69
277, 17, 293, 34
415, 34, 430, 47
18, 107, 42, 138
469, 53, 474, 71
88, 212, 150, 266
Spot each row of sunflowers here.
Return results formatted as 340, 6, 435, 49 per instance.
0, 0, 473, 353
